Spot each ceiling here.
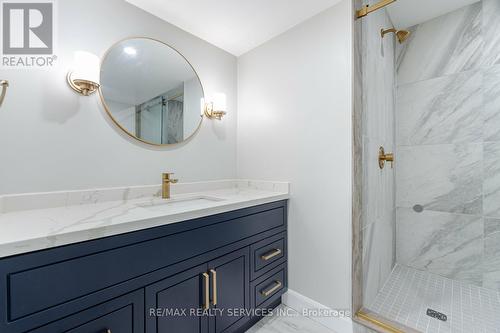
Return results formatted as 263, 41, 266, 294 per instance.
386, 0, 481, 29
125, 0, 343, 56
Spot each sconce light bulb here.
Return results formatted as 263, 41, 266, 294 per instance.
68, 51, 101, 96
203, 93, 227, 120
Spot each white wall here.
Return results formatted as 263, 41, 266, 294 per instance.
0, 0, 237, 195
106, 100, 136, 134
237, 0, 352, 311
183, 77, 204, 138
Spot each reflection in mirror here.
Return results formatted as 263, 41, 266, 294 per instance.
100, 38, 204, 145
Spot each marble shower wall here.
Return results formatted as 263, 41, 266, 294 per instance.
361, 1, 396, 307
395, 0, 500, 290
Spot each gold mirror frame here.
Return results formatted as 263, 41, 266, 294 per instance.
98, 37, 205, 147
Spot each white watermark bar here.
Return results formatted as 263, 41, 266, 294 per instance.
148, 307, 352, 318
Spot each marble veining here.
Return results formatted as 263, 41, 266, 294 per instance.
362, 218, 395, 307
483, 231, 500, 290
484, 65, 500, 142
482, 0, 500, 67
0, 180, 289, 258
165, 100, 183, 144
360, 3, 396, 310
397, 70, 483, 146
397, 3, 483, 85
395, 0, 500, 293
351, 0, 365, 315
485, 217, 500, 236
483, 142, 500, 218
396, 208, 483, 286
397, 143, 483, 215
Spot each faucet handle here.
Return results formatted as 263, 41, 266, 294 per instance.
162, 173, 178, 183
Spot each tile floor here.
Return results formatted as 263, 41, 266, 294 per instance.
246, 305, 336, 333
367, 264, 500, 333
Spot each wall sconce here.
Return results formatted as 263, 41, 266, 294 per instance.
67, 51, 100, 96
203, 93, 227, 120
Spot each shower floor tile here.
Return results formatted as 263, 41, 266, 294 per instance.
367, 264, 500, 333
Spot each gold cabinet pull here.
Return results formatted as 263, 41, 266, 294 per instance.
260, 281, 282, 297
202, 272, 210, 310
261, 248, 282, 261
210, 269, 217, 306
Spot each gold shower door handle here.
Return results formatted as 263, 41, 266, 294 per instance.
202, 272, 210, 310
210, 269, 217, 306
0, 80, 9, 108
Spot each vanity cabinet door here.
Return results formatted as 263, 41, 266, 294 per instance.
28, 290, 144, 333
208, 248, 250, 333
146, 264, 209, 333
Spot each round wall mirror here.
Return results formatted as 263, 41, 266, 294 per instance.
99, 38, 204, 146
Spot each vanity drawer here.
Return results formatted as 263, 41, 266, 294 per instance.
28, 290, 144, 333
250, 233, 286, 280
4, 205, 285, 321
251, 264, 287, 308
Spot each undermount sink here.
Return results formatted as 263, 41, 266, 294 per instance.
137, 196, 225, 211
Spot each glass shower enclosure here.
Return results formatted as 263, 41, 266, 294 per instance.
354, 0, 500, 332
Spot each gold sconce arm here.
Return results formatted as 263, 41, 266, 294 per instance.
0, 80, 9, 108
356, 0, 396, 19
204, 102, 227, 120
67, 73, 100, 96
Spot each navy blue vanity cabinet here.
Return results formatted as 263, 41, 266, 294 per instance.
0, 200, 288, 333
208, 248, 250, 333
28, 289, 145, 333
146, 248, 251, 333
145, 264, 209, 333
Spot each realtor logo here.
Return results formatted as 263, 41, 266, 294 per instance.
1, 0, 56, 67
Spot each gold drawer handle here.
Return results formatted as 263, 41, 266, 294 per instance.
210, 269, 217, 306
260, 280, 282, 297
261, 248, 282, 261
202, 272, 210, 310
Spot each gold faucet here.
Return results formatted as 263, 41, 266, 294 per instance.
162, 173, 178, 199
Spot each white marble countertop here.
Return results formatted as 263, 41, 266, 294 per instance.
0, 180, 289, 258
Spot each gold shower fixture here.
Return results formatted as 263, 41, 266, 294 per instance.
356, 0, 396, 19
381, 28, 410, 44
378, 146, 394, 169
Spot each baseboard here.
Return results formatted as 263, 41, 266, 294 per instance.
282, 289, 353, 333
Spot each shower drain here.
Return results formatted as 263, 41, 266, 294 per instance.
426, 308, 448, 322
